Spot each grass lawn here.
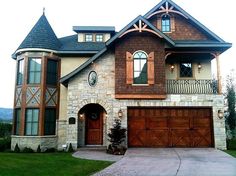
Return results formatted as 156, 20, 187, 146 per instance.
0, 152, 112, 176
224, 150, 236, 158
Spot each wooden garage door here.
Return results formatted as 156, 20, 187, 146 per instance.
128, 108, 213, 147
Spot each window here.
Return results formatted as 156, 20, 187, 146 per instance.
162, 14, 171, 32
17, 59, 24, 85
46, 60, 58, 85
96, 34, 103, 42
14, 109, 21, 135
44, 109, 56, 135
180, 63, 193, 77
133, 51, 147, 84
28, 58, 41, 84
25, 109, 39, 135
85, 34, 93, 42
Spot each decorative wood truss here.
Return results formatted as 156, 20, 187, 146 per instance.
119, 20, 163, 38
147, 2, 188, 19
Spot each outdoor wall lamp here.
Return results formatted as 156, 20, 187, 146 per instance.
79, 113, 85, 121
198, 63, 202, 73
118, 109, 123, 118
218, 110, 224, 119
170, 64, 175, 73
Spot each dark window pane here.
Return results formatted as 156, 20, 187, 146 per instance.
25, 109, 39, 135
15, 109, 21, 135
17, 60, 24, 85
180, 63, 193, 77
133, 51, 147, 84
46, 60, 58, 85
28, 58, 41, 84
44, 109, 56, 135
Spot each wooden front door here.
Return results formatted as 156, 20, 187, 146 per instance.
86, 111, 103, 145
128, 108, 213, 148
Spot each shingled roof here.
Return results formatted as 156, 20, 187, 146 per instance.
16, 13, 61, 51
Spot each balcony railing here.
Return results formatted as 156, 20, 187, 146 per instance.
166, 79, 218, 94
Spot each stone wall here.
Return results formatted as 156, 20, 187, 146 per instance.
11, 136, 57, 151
64, 52, 226, 150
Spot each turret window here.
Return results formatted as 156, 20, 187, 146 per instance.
25, 109, 39, 136
16, 59, 24, 85
14, 109, 21, 135
28, 58, 41, 84
46, 60, 58, 85
44, 109, 56, 135
162, 14, 171, 32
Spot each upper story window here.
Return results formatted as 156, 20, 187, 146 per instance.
133, 51, 148, 84
17, 59, 24, 85
180, 62, 193, 77
85, 34, 93, 42
46, 60, 58, 85
96, 34, 103, 42
162, 14, 171, 32
28, 58, 41, 84
25, 109, 39, 136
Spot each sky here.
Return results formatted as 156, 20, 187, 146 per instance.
0, 0, 235, 108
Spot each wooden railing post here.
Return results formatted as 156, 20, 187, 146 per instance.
216, 54, 222, 94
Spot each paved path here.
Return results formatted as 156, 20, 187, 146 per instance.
93, 148, 236, 176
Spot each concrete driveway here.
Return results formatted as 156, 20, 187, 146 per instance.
94, 148, 236, 176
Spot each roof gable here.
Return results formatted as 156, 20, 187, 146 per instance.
144, 0, 225, 42
16, 13, 61, 52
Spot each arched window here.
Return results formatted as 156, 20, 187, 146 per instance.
133, 51, 147, 84
162, 14, 171, 32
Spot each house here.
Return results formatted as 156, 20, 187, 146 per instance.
11, 0, 231, 151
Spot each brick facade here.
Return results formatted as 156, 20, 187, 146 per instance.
115, 32, 166, 97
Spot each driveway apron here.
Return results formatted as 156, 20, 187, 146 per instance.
93, 148, 236, 176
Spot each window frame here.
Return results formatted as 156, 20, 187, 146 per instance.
133, 50, 148, 85
27, 58, 42, 84
85, 34, 93, 42
161, 14, 171, 32
16, 59, 24, 85
25, 108, 39, 136
179, 62, 193, 78
46, 59, 58, 85
44, 108, 56, 135
95, 34, 104, 42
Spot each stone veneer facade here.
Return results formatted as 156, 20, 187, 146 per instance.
59, 52, 226, 150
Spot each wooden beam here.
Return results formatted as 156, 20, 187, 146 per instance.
216, 54, 222, 94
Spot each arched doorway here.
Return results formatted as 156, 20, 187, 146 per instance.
78, 104, 106, 145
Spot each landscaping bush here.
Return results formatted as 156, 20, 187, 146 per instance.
22, 147, 34, 153
0, 123, 12, 138
68, 143, 74, 153
227, 139, 236, 150
14, 143, 20, 153
37, 145, 41, 153
0, 137, 11, 152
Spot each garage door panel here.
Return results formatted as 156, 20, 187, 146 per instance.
147, 130, 169, 147
128, 108, 213, 148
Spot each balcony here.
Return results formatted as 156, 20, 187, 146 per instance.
166, 79, 218, 94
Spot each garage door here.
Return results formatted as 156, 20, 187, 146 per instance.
128, 108, 213, 147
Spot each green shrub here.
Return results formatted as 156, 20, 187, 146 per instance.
68, 143, 74, 153
44, 148, 56, 153
22, 147, 34, 153
14, 143, 20, 153
227, 139, 236, 150
0, 123, 12, 138
36, 145, 41, 153
0, 138, 11, 152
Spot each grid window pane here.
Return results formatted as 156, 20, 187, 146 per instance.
85, 34, 93, 42
46, 60, 58, 85
180, 63, 193, 77
44, 109, 56, 135
15, 109, 21, 135
162, 14, 171, 32
133, 51, 147, 84
96, 34, 103, 42
17, 59, 24, 85
25, 109, 39, 135
28, 58, 41, 84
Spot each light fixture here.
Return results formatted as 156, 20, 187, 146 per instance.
79, 113, 85, 121
198, 63, 202, 73
170, 64, 175, 73
118, 109, 123, 118
218, 110, 224, 119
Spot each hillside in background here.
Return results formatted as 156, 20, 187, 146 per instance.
0, 108, 13, 122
